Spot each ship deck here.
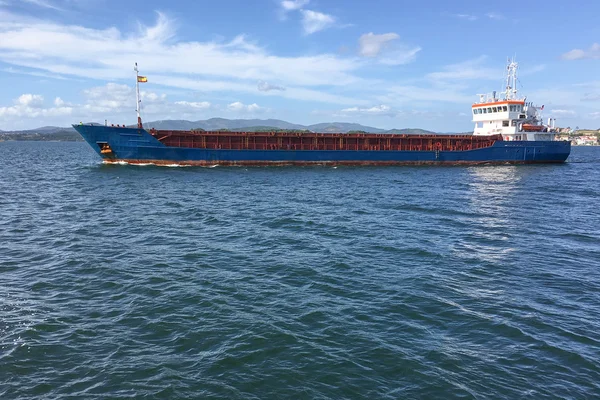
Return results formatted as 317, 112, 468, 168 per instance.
148, 129, 503, 152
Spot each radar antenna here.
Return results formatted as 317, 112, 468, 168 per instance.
504, 59, 519, 100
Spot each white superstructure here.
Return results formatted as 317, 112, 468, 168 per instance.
472, 60, 556, 141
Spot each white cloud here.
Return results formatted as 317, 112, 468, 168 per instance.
589, 111, 600, 119
340, 105, 394, 115
278, 0, 309, 21
358, 32, 399, 57
426, 56, 500, 81
151, 75, 363, 105
21, 0, 62, 10
573, 81, 600, 91
520, 64, 546, 76
329, 105, 446, 120
301, 10, 335, 34
454, 14, 478, 21
486, 12, 504, 20
550, 109, 577, 117
82, 83, 136, 113
451, 12, 506, 22
561, 43, 600, 60
227, 101, 264, 113
377, 84, 474, 105
582, 92, 600, 101
85, 83, 170, 115
0, 11, 361, 103
379, 47, 421, 66
281, 0, 309, 11
142, 91, 166, 103
16, 94, 44, 107
0, 84, 218, 125
357, 32, 420, 65
279, 1, 340, 35
247, 103, 262, 112
174, 100, 211, 109
138, 11, 175, 43
0, 93, 72, 118
2, 66, 69, 80
530, 81, 600, 107
257, 80, 285, 92
283, 87, 369, 105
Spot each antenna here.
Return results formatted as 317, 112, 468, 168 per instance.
504, 58, 519, 100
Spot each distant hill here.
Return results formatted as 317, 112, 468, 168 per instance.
0, 126, 77, 135
34, 126, 69, 133
1, 118, 455, 141
141, 118, 307, 132
138, 118, 387, 133
307, 122, 385, 133
385, 128, 435, 134
228, 126, 309, 132
136, 119, 197, 131
0, 129, 82, 141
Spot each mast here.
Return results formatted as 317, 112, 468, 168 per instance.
505, 59, 518, 100
134, 62, 143, 128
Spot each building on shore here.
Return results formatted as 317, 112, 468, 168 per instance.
574, 135, 599, 146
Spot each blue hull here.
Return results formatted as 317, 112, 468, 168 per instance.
73, 125, 571, 166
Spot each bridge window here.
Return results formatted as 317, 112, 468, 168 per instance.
492, 107, 498, 112
487, 107, 492, 113
483, 108, 487, 114
473, 109, 477, 115
502, 120, 509, 127
503, 106, 508, 111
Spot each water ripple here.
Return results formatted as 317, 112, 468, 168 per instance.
1, 142, 599, 399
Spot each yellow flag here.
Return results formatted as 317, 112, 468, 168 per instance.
137, 76, 147, 83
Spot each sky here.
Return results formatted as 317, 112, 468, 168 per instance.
0, 0, 599, 132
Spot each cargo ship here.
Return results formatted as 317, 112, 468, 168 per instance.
74, 61, 571, 166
